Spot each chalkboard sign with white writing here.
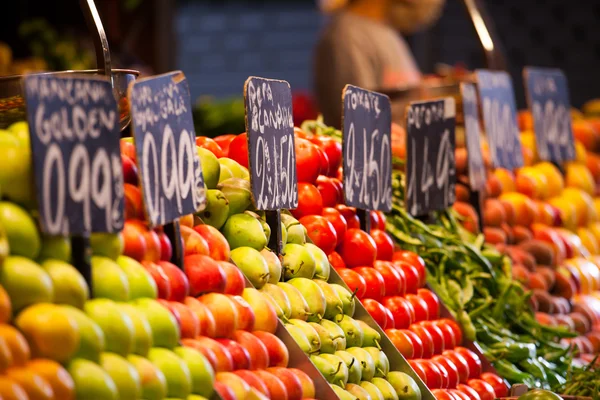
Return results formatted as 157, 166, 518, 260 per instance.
129, 71, 206, 227
244, 77, 298, 210
476, 70, 524, 171
342, 85, 392, 212
405, 98, 456, 217
461, 82, 486, 191
524, 67, 575, 163
24, 74, 124, 235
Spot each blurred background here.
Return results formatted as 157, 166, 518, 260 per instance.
1, 0, 600, 134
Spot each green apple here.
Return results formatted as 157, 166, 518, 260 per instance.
63, 306, 105, 362
68, 358, 119, 400
120, 303, 153, 356
91, 256, 130, 301
0, 256, 53, 312
91, 233, 123, 260
0, 201, 40, 259
116, 255, 157, 299
148, 347, 192, 398
0, 132, 34, 208
174, 346, 214, 397
7, 122, 30, 145
85, 298, 134, 356
37, 235, 71, 263
132, 298, 180, 349
41, 259, 88, 309
100, 352, 142, 400
128, 354, 168, 400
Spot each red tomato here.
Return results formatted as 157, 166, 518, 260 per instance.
480, 373, 508, 397
414, 359, 442, 389
328, 251, 346, 270
408, 360, 428, 385
466, 379, 495, 400
418, 288, 441, 320
392, 261, 420, 294
370, 229, 394, 261
433, 320, 457, 350
352, 266, 385, 300
382, 296, 415, 329
406, 294, 430, 322
322, 207, 348, 247
385, 328, 414, 359
213, 134, 236, 155
393, 250, 427, 287
370, 211, 380, 231
330, 178, 344, 204
432, 389, 457, 400
337, 268, 366, 298
382, 307, 395, 330
296, 138, 321, 184
433, 360, 450, 388
438, 318, 463, 346
373, 260, 405, 297
404, 329, 424, 359
312, 136, 342, 176
338, 229, 377, 268
315, 147, 330, 177
294, 126, 311, 139
196, 137, 225, 158
363, 299, 389, 329
291, 183, 323, 219
299, 215, 337, 254
317, 176, 340, 207
375, 211, 386, 230
433, 355, 460, 389
450, 389, 472, 400
409, 323, 434, 358
456, 384, 482, 400
335, 205, 360, 229
442, 350, 471, 384
418, 320, 446, 355
227, 133, 249, 168
455, 347, 482, 379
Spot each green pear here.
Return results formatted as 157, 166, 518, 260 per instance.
331, 283, 355, 317
260, 283, 291, 319
67, 358, 118, 400
197, 147, 220, 189
358, 321, 382, 349
281, 214, 306, 245
310, 354, 341, 383
363, 347, 390, 378
259, 218, 271, 244
260, 249, 282, 284
281, 222, 288, 246
230, 246, 270, 289
288, 319, 321, 353
117, 255, 158, 299
319, 353, 349, 388
41, 259, 89, 309
285, 324, 312, 354
313, 279, 343, 321
100, 352, 142, 400
282, 244, 316, 279
336, 315, 364, 347
320, 319, 347, 351
387, 371, 421, 400
346, 383, 373, 400
218, 164, 234, 182
127, 354, 168, 400
222, 213, 267, 251
335, 350, 362, 384
308, 322, 337, 354
133, 298, 180, 349
276, 282, 311, 320
174, 346, 215, 398
260, 292, 286, 319
198, 189, 230, 229
346, 347, 376, 382
360, 381, 385, 400
120, 304, 154, 356
331, 385, 359, 400
63, 306, 105, 362
305, 243, 330, 280
371, 378, 399, 400
147, 347, 192, 398
218, 178, 252, 216
218, 158, 245, 179
287, 278, 326, 322
92, 256, 130, 301
85, 299, 134, 356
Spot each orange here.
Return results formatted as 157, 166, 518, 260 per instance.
577, 227, 600, 255
588, 222, 600, 245
575, 140, 587, 163
534, 162, 565, 198
499, 192, 538, 227
0, 285, 11, 324
534, 201, 556, 226
586, 153, 600, 185
0, 376, 28, 400
520, 131, 538, 164
515, 166, 548, 199
517, 110, 533, 131
0, 336, 14, 371
565, 161, 595, 195
27, 359, 74, 400
572, 120, 600, 152
5, 366, 54, 400
493, 168, 516, 193
0, 325, 30, 367
179, 214, 194, 228
562, 187, 597, 227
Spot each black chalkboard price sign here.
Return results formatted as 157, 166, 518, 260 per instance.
23, 74, 124, 235
461, 82, 486, 191
243, 77, 298, 210
405, 98, 457, 217
342, 85, 392, 212
476, 70, 524, 171
523, 67, 575, 163
129, 71, 206, 227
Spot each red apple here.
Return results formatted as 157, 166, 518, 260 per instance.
219, 261, 246, 296
266, 367, 303, 400
194, 336, 234, 372
124, 183, 144, 220
122, 220, 147, 261
120, 139, 137, 162
362, 298, 389, 329
230, 295, 256, 332
157, 261, 189, 302
288, 368, 315, 398
181, 338, 218, 368
183, 296, 217, 337
198, 293, 238, 338
352, 266, 385, 300
180, 225, 210, 256
168, 301, 199, 339
156, 231, 173, 261
157, 299, 181, 328
184, 254, 226, 295
215, 338, 252, 370
122, 154, 138, 185
252, 370, 289, 400
374, 260, 405, 297
252, 331, 289, 367
141, 261, 171, 299
216, 372, 251, 399
193, 224, 231, 261
214, 382, 236, 400
234, 370, 270, 397
230, 330, 270, 370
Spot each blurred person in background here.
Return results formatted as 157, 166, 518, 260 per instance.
314, 0, 446, 129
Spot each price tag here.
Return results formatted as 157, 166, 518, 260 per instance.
23, 74, 124, 235
405, 98, 456, 217
129, 71, 206, 227
460, 82, 486, 191
341, 85, 392, 212
523, 67, 575, 163
243, 76, 298, 210
476, 70, 524, 170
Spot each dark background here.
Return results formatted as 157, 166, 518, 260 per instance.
3, 0, 600, 108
